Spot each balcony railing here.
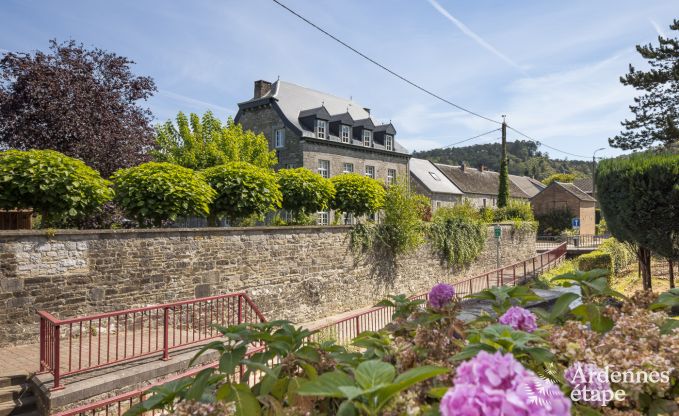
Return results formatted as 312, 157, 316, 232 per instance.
536, 234, 608, 251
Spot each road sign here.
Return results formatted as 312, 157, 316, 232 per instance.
572, 217, 580, 229
494, 225, 502, 238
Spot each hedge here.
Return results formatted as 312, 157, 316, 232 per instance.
577, 250, 613, 274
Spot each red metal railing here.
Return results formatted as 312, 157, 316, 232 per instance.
51, 243, 567, 415
38, 292, 266, 390
308, 242, 568, 343
536, 234, 608, 250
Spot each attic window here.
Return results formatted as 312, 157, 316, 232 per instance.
385, 135, 393, 151
316, 120, 327, 139
429, 172, 441, 181
341, 125, 351, 143
363, 130, 372, 147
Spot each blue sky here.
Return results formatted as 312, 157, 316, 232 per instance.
1, 0, 676, 160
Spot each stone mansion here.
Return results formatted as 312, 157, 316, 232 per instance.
235, 79, 411, 223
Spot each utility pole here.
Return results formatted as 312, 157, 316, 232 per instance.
592, 148, 605, 201
497, 115, 509, 208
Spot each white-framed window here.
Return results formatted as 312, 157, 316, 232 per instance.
341, 125, 351, 143
284, 163, 295, 169
387, 169, 396, 185
317, 211, 329, 225
429, 171, 441, 181
363, 130, 372, 147
365, 165, 375, 179
316, 120, 327, 139
343, 212, 354, 225
274, 129, 285, 148
343, 162, 354, 173
318, 159, 330, 178
385, 135, 393, 151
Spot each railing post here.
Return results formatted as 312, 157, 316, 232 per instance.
512, 265, 516, 285
162, 307, 170, 361
486, 273, 490, 289
523, 262, 527, 280
39, 317, 45, 372
355, 316, 360, 336
499, 269, 504, 286
540, 253, 544, 270
469, 279, 473, 295
238, 296, 243, 325
53, 324, 63, 390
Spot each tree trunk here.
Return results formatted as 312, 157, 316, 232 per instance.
637, 246, 652, 290
669, 259, 675, 289
207, 214, 218, 227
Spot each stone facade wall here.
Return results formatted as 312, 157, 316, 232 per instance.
0, 225, 535, 346
531, 186, 596, 235
409, 175, 461, 212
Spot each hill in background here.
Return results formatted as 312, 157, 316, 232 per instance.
412, 140, 594, 181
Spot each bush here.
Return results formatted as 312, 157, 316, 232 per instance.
375, 182, 425, 256
493, 199, 534, 222
202, 162, 281, 225
277, 168, 334, 221
429, 207, 486, 268
577, 250, 613, 274
541, 173, 578, 185
598, 238, 635, 275
112, 162, 216, 227
535, 208, 572, 235
330, 173, 385, 218
0, 149, 113, 227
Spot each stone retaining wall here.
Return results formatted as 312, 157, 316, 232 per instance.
0, 225, 535, 346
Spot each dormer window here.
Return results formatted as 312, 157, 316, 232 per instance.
385, 135, 393, 151
341, 125, 351, 143
429, 172, 441, 181
363, 130, 372, 147
316, 120, 327, 139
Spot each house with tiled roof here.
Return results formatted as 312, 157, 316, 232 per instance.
572, 178, 594, 197
235, 79, 410, 224
531, 181, 596, 235
409, 158, 463, 211
433, 163, 531, 208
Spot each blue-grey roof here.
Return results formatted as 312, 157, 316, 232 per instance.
410, 158, 463, 195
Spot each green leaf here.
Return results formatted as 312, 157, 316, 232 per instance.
219, 345, 247, 374
376, 366, 449, 410
336, 400, 358, 416
297, 370, 355, 398
659, 318, 679, 335
548, 292, 580, 322
216, 383, 261, 416
354, 360, 396, 389
185, 368, 214, 401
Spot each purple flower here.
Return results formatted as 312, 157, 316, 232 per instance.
428, 283, 455, 309
440, 351, 571, 416
499, 306, 538, 332
564, 362, 612, 407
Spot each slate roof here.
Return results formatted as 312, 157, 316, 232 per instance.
509, 174, 545, 198
573, 178, 594, 194
554, 182, 597, 202
237, 80, 408, 154
434, 163, 531, 199
409, 158, 463, 195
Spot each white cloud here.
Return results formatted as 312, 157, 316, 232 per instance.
649, 19, 666, 37
425, 0, 525, 72
157, 90, 233, 116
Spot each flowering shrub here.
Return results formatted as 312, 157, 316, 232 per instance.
440, 351, 571, 416
428, 283, 456, 309
499, 306, 538, 332
564, 362, 612, 407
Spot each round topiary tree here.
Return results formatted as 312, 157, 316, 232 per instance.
330, 173, 385, 219
112, 162, 216, 227
0, 149, 113, 227
596, 152, 679, 289
202, 162, 281, 226
277, 168, 335, 223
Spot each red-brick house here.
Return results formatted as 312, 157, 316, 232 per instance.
531, 182, 596, 235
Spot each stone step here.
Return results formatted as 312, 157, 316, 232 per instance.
0, 385, 28, 402
0, 394, 36, 416
0, 375, 27, 389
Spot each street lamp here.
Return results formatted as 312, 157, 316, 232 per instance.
592, 148, 606, 200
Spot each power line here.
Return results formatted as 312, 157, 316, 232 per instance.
443, 128, 501, 147
271, 0, 501, 126
271, 0, 593, 160
506, 125, 590, 159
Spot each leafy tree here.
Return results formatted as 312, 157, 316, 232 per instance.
330, 173, 385, 218
497, 132, 509, 208
610, 19, 679, 150
541, 173, 578, 185
0, 40, 156, 177
596, 153, 679, 289
277, 168, 335, 222
202, 162, 282, 226
428, 207, 486, 268
0, 149, 113, 227
112, 162, 216, 227
153, 111, 277, 170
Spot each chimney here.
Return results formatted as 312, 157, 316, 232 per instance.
363, 107, 371, 114
479, 164, 485, 172
460, 162, 466, 172
254, 80, 272, 99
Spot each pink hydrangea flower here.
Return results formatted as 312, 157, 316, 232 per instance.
440, 351, 571, 416
499, 306, 538, 332
564, 362, 612, 407
428, 283, 455, 309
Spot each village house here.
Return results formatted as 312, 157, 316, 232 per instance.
235, 79, 410, 224
409, 158, 464, 211
531, 181, 596, 235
